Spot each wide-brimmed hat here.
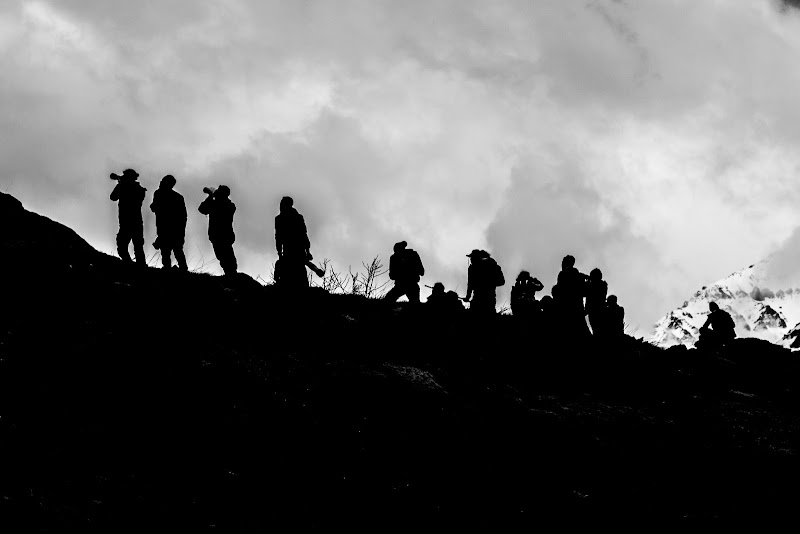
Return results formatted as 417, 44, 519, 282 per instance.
466, 249, 488, 258
122, 169, 139, 178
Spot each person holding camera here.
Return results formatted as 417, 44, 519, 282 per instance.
198, 185, 237, 276
150, 175, 188, 271
109, 168, 147, 265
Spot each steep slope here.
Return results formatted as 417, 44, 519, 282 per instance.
650, 262, 800, 349
3, 192, 800, 529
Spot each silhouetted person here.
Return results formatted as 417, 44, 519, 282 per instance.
110, 168, 147, 265
556, 255, 590, 337
698, 301, 735, 349
606, 295, 625, 339
426, 283, 464, 315
464, 249, 504, 315
385, 241, 425, 304
427, 282, 447, 307
275, 196, 312, 289
150, 175, 187, 271
199, 185, 237, 276
585, 268, 608, 336
511, 270, 544, 319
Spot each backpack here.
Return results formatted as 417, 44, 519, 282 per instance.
488, 258, 504, 287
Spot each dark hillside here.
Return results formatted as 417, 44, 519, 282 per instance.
2, 191, 800, 530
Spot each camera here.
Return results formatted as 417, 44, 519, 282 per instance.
203, 186, 216, 195
109, 173, 122, 181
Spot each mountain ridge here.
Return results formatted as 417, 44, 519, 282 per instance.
650, 261, 800, 349
3, 191, 800, 529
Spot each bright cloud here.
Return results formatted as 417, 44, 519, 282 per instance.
3, 0, 800, 333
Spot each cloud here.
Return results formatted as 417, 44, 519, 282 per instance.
3, 0, 800, 332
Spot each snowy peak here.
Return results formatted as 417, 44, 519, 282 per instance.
650, 262, 800, 349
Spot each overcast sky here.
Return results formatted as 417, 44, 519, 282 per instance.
3, 0, 800, 333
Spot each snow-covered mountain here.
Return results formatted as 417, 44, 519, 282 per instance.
650, 262, 800, 349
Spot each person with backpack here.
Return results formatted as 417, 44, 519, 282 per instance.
384, 241, 425, 304
463, 249, 504, 315
109, 168, 147, 265
198, 185, 237, 276
150, 175, 188, 271
697, 301, 736, 349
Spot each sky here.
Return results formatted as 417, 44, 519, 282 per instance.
3, 0, 800, 334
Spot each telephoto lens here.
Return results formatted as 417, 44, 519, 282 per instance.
110, 173, 121, 181
203, 186, 216, 195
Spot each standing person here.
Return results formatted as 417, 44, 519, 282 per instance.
275, 196, 312, 289
556, 255, 590, 337
384, 241, 425, 304
110, 168, 147, 265
150, 175, 188, 271
585, 268, 608, 337
198, 185, 237, 276
606, 295, 625, 339
463, 249, 505, 315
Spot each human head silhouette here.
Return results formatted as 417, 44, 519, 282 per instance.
467, 249, 487, 262
121, 168, 139, 181
393, 241, 408, 253
562, 255, 575, 270
432, 282, 444, 295
280, 196, 293, 212
607, 295, 617, 305
517, 270, 530, 282
216, 185, 231, 199
709, 301, 719, 312
160, 175, 176, 189
590, 268, 602, 280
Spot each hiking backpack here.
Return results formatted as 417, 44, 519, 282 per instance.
489, 258, 505, 287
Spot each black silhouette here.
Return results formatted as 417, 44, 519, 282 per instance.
275, 196, 313, 289
555, 255, 590, 337
605, 295, 625, 338
445, 290, 465, 313
464, 249, 504, 314
510, 270, 544, 319
426, 282, 465, 314
10, 190, 800, 530
426, 282, 446, 306
585, 268, 608, 336
199, 185, 237, 276
384, 241, 425, 303
150, 175, 188, 271
697, 301, 736, 349
109, 169, 147, 265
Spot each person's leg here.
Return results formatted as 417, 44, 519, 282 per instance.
173, 239, 188, 271
160, 239, 173, 269
407, 283, 421, 304
132, 224, 146, 265
116, 227, 133, 262
384, 284, 404, 302
217, 242, 237, 275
